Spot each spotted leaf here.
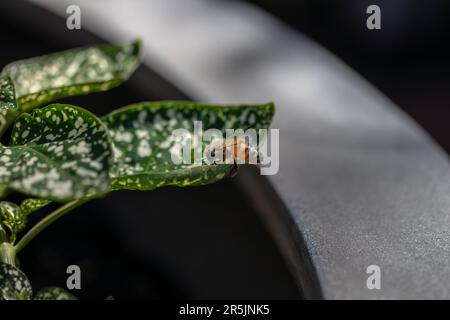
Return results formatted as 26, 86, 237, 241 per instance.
0, 76, 18, 136
0, 262, 32, 300
34, 286, 78, 300
19, 198, 51, 216
0, 185, 8, 200
0, 104, 112, 202
102, 101, 274, 190
1, 40, 140, 119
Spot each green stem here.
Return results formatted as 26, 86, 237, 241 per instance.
14, 199, 88, 253
0, 184, 10, 200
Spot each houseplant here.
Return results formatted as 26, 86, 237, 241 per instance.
0, 40, 274, 300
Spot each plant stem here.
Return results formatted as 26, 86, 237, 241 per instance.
14, 199, 88, 253
0, 243, 16, 266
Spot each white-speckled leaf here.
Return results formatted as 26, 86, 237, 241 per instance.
0, 76, 18, 136
102, 101, 274, 190
19, 198, 51, 216
0, 104, 112, 202
34, 286, 78, 300
0, 40, 140, 134
0, 262, 32, 300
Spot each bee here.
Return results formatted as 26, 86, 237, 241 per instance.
204, 137, 262, 177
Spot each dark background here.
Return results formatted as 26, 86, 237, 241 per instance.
247, 0, 450, 153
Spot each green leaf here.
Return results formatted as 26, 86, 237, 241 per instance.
0, 199, 50, 243
34, 286, 78, 300
0, 262, 32, 300
0, 76, 18, 136
0, 104, 112, 202
0, 201, 24, 242
1, 40, 141, 115
102, 101, 274, 190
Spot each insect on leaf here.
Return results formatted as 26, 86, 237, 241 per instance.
0, 104, 113, 202
102, 101, 275, 191
1, 40, 141, 115
0, 262, 32, 300
34, 286, 78, 300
